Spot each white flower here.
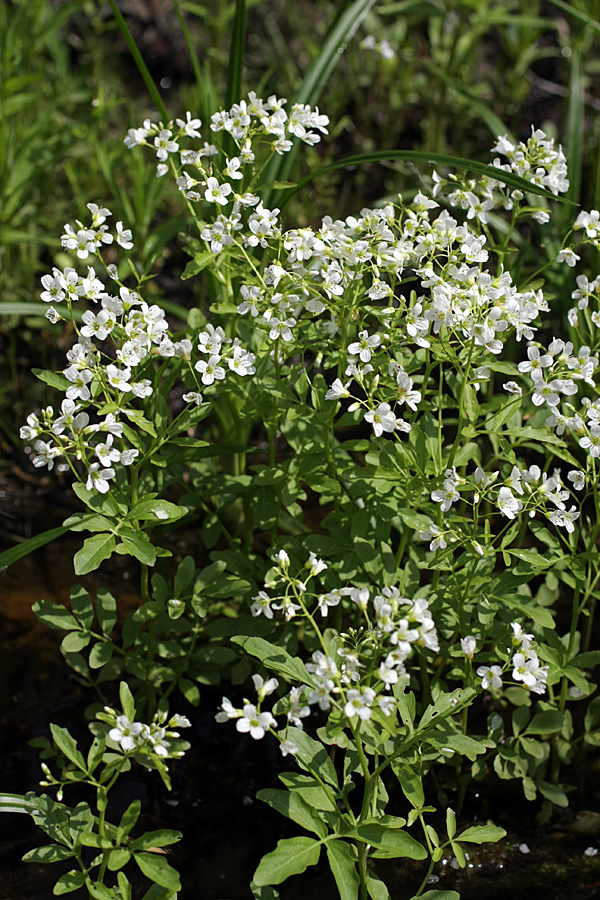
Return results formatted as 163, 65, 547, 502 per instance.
568, 469, 585, 490
115, 222, 134, 249
252, 674, 279, 700
109, 716, 143, 751
364, 403, 397, 437
280, 739, 299, 757
461, 636, 476, 659
86, 463, 116, 493
348, 330, 381, 362
182, 391, 203, 405
497, 486, 522, 519
325, 378, 351, 400
204, 177, 233, 205
476, 665, 503, 690
344, 687, 375, 720
215, 697, 242, 722
236, 704, 276, 739
556, 248, 580, 267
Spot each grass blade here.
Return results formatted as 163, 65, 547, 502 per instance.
566, 44, 584, 204
106, 0, 168, 122
546, 0, 600, 33
0, 526, 70, 572
225, 0, 247, 111
277, 149, 577, 208
263, 0, 377, 207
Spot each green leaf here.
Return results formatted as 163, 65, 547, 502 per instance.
262, 0, 377, 206
456, 823, 506, 843
128, 499, 188, 523
410, 892, 460, 900
284, 727, 338, 788
326, 840, 359, 900
536, 780, 569, 807
62, 513, 114, 533
446, 808, 456, 840
89, 641, 114, 669
253, 837, 321, 886
22, 844, 75, 863
107, 848, 131, 871
61, 632, 91, 653
32, 367, 70, 391
32, 598, 79, 631
278, 773, 338, 812
118, 531, 156, 566
257, 789, 328, 838
69, 585, 94, 629
122, 408, 157, 437
130, 830, 182, 851
0, 526, 69, 571
353, 825, 427, 860
0, 793, 37, 814
120, 682, 136, 722
526, 710, 564, 735
366, 870, 391, 900
225, 0, 246, 110
53, 870, 87, 894
96, 588, 117, 636
231, 635, 312, 685
134, 852, 182, 891
117, 801, 142, 844
284, 149, 572, 212
73, 534, 117, 576
50, 724, 86, 772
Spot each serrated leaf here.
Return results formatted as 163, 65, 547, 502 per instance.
253, 837, 321, 886
73, 534, 116, 576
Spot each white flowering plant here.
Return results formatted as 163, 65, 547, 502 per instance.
5, 18, 600, 897
2, 682, 189, 898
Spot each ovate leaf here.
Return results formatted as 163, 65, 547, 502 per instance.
253, 837, 321, 886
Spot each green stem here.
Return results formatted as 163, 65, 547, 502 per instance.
446, 339, 476, 470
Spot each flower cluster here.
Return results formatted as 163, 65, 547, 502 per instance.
102, 708, 192, 759
476, 623, 549, 696
232, 550, 441, 737
22, 205, 258, 491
